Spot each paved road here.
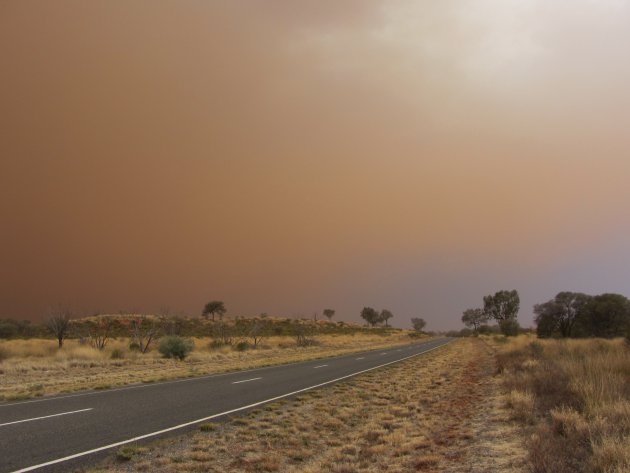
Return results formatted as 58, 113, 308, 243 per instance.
0, 338, 451, 472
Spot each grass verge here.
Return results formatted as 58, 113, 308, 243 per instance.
495, 335, 630, 473
0, 333, 418, 400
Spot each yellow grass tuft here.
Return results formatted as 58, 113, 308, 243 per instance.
496, 335, 630, 472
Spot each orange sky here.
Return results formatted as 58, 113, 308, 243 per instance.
1, 1, 629, 330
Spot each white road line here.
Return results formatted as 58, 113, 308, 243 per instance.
313, 365, 327, 369
355, 357, 365, 360
232, 377, 262, 384
0, 408, 93, 427
11, 341, 451, 473
380, 352, 388, 355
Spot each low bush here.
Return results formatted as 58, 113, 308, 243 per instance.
110, 348, 124, 359
158, 336, 194, 360
116, 445, 144, 461
234, 341, 250, 351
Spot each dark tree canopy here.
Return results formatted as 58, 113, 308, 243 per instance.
483, 290, 520, 336
461, 308, 488, 331
410, 317, 426, 332
581, 293, 630, 338
534, 291, 630, 339
380, 309, 394, 327
323, 309, 335, 320
483, 290, 520, 321
202, 301, 226, 321
534, 292, 591, 338
360, 307, 380, 327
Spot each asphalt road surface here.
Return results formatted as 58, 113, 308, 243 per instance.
1, 337, 451, 473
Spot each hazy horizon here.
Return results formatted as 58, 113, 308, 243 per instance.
2, 1, 630, 330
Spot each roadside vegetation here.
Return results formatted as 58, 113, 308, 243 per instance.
90, 338, 527, 473
494, 335, 630, 473
0, 316, 418, 401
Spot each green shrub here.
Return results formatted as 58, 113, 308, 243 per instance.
158, 336, 194, 360
235, 341, 250, 351
128, 342, 141, 352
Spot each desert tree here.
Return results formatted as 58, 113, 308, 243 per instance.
410, 317, 426, 332
534, 292, 591, 338
86, 316, 113, 350
360, 307, 380, 327
323, 309, 335, 321
580, 293, 630, 338
483, 290, 520, 336
202, 301, 226, 321
129, 315, 160, 353
46, 305, 72, 348
461, 308, 489, 332
248, 320, 268, 347
380, 309, 394, 327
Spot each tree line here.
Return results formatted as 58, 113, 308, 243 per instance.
461, 289, 630, 339
534, 292, 630, 338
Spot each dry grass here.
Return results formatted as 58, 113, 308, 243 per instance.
88, 338, 527, 473
0, 333, 418, 400
495, 335, 630, 473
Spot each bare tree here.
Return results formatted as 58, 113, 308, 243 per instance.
47, 306, 72, 348
248, 320, 267, 347
130, 315, 160, 353
87, 316, 112, 350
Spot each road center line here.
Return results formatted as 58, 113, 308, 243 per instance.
355, 357, 365, 360
380, 352, 388, 355
232, 377, 262, 384
313, 365, 327, 369
11, 340, 451, 473
0, 408, 93, 427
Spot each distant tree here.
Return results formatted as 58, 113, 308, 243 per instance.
0, 320, 18, 339
46, 306, 72, 348
323, 309, 335, 321
360, 307, 381, 327
461, 308, 489, 332
410, 317, 426, 332
534, 292, 591, 338
483, 290, 520, 336
380, 309, 394, 327
202, 301, 226, 321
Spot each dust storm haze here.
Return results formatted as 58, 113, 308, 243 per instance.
1, 1, 630, 330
